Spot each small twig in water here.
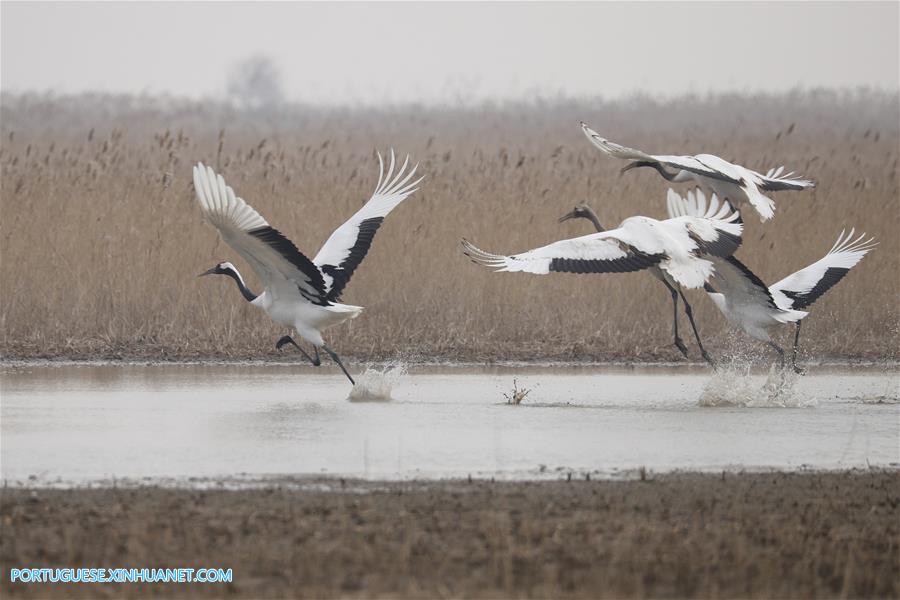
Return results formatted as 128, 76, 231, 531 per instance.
503, 378, 531, 405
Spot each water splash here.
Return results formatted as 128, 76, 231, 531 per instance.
699, 363, 813, 407
346, 361, 408, 402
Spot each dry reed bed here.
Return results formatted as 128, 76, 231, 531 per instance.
1, 91, 897, 361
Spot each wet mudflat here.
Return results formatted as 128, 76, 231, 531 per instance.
1, 363, 898, 598
1, 362, 898, 485
2, 472, 898, 598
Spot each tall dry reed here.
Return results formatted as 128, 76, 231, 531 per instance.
1, 90, 897, 361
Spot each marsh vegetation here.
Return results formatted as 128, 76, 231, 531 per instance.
1, 90, 897, 361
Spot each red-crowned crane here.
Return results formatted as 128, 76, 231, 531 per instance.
581, 121, 814, 222
557, 191, 739, 365
193, 152, 423, 384
462, 210, 744, 367
667, 188, 876, 372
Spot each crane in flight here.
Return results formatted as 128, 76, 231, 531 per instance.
557, 190, 738, 365
581, 121, 814, 222
462, 210, 744, 367
667, 188, 875, 372
192, 152, 423, 384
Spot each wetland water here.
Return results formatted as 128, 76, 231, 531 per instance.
1, 363, 897, 485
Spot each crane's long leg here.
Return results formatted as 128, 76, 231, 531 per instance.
678, 290, 716, 368
275, 335, 321, 366
661, 280, 688, 358
322, 345, 355, 385
767, 341, 786, 369
791, 321, 805, 375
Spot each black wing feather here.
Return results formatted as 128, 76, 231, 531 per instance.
666, 160, 743, 185
248, 226, 329, 304
549, 249, 664, 275
760, 179, 808, 192
689, 228, 742, 259
724, 256, 778, 309
780, 267, 851, 310
320, 216, 385, 302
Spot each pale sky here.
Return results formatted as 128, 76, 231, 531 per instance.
2, 1, 898, 106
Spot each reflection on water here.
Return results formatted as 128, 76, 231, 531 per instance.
1, 362, 898, 485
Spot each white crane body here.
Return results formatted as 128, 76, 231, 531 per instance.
252, 288, 362, 347
192, 151, 422, 383
556, 190, 741, 365
702, 257, 807, 343
581, 122, 814, 222
667, 188, 875, 370
464, 213, 742, 291
464, 202, 743, 367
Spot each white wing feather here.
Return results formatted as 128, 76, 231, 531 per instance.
462, 231, 648, 275
769, 229, 876, 310
666, 188, 740, 223
313, 150, 423, 298
581, 122, 813, 222
464, 215, 742, 289
193, 163, 328, 302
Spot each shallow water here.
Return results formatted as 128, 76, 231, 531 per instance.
1, 363, 897, 485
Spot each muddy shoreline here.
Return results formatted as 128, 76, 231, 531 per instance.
2, 472, 898, 598
3, 356, 897, 370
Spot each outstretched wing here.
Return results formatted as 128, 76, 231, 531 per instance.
192, 162, 329, 305
652, 215, 743, 288
313, 150, 423, 301
464, 214, 742, 290
461, 230, 664, 276
707, 256, 778, 310
665, 188, 741, 223
580, 122, 741, 184
664, 214, 743, 260
769, 229, 876, 310
580, 121, 656, 161
675, 155, 782, 221
758, 165, 816, 192
665, 189, 783, 313
662, 154, 742, 184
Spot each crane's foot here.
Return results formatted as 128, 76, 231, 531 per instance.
673, 337, 689, 358
792, 364, 806, 376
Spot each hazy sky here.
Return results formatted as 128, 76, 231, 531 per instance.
2, 1, 898, 105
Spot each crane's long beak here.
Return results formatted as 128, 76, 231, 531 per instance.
558, 210, 578, 223
620, 162, 639, 174
198, 267, 217, 277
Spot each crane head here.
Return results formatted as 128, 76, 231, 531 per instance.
198, 261, 236, 277
558, 204, 594, 223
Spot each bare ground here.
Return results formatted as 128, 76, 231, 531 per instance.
2, 471, 898, 599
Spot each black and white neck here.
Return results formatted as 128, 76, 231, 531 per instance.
627, 161, 679, 182
581, 207, 605, 233
221, 265, 258, 302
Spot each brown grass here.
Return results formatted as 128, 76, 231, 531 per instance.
1, 90, 898, 361
2, 472, 898, 598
